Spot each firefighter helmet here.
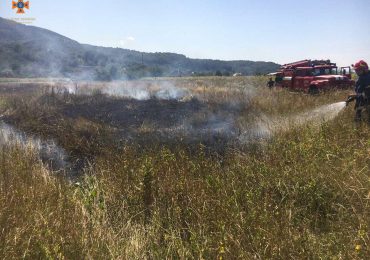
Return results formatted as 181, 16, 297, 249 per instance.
353, 60, 369, 73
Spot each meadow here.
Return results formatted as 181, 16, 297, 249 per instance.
0, 77, 368, 259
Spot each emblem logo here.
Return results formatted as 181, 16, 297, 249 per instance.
12, 0, 30, 14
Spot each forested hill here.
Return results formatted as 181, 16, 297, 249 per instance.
0, 18, 280, 79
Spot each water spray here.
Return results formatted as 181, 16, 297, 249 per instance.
239, 101, 348, 144
345, 94, 357, 106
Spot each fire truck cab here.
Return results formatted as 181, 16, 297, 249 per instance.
274, 60, 354, 94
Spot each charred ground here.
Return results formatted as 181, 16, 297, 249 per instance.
0, 77, 368, 259
0, 78, 255, 168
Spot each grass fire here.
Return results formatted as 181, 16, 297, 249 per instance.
0, 2, 369, 258
0, 76, 368, 259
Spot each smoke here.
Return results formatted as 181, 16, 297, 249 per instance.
0, 121, 70, 172
57, 78, 77, 94
237, 113, 272, 143
38, 78, 347, 148
185, 115, 237, 136
154, 85, 189, 100
104, 85, 151, 100
54, 80, 191, 101
103, 81, 190, 101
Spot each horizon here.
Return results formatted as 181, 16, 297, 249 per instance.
1, 0, 370, 66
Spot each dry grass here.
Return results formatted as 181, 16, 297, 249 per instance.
0, 76, 369, 259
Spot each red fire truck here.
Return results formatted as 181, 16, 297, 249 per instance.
273, 60, 355, 94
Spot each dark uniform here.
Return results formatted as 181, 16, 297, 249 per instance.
354, 71, 370, 122
267, 78, 274, 89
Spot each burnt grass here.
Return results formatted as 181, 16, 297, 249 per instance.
62, 94, 205, 129
0, 80, 369, 258
1, 90, 248, 171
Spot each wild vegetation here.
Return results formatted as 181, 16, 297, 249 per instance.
0, 77, 369, 259
0, 18, 279, 79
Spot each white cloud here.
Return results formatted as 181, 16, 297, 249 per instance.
119, 36, 135, 47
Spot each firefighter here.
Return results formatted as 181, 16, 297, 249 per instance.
353, 60, 370, 122
267, 78, 274, 90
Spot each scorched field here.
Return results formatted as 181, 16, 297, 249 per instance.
0, 76, 368, 259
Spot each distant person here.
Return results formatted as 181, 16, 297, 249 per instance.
267, 78, 274, 90
352, 60, 370, 122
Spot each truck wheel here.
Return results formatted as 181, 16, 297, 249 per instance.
308, 86, 319, 95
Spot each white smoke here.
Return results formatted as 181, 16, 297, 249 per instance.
0, 121, 70, 172
192, 116, 236, 135
154, 85, 189, 100
49, 78, 77, 94
65, 84, 76, 94
104, 85, 151, 100
55, 80, 191, 101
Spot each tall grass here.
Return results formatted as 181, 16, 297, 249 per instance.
90, 114, 369, 259
0, 77, 368, 259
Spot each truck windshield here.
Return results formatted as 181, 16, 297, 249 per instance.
313, 68, 338, 76
313, 69, 320, 76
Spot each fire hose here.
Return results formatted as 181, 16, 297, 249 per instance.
345, 87, 370, 122
345, 89, 370, 107
345, 94, 357, 106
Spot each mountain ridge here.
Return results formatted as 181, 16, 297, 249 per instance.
0, 18, 280, 79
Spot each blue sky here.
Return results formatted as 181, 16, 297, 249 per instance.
1, 0, 369, 65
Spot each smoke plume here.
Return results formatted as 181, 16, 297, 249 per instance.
0, 121, 70, 172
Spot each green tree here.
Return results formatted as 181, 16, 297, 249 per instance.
215, 70, 222, 76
